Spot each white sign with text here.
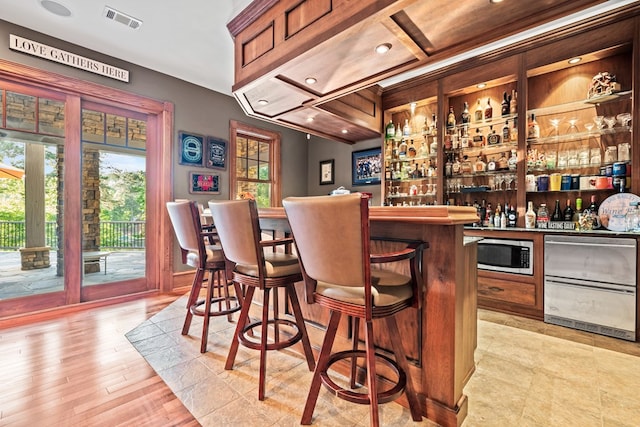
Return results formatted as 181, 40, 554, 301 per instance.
9, 34, 129, 82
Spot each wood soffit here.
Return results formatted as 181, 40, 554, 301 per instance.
228, 0, 626, 144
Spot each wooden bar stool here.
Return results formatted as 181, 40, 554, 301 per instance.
208, 199, 315, 401
283, 193, 426, 427
166, 200, 242, 353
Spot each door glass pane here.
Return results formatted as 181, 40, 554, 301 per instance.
81, 147, 146, 286
0, 137, 64, 299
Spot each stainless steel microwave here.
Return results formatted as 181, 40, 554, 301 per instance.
477, 238, 534, 275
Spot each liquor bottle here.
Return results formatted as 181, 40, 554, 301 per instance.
460, 128, 470, 148
452, 155, 461, 175
584, 195, 600, 229
420, 161, 427, 178
525, 201, 536, 229
479, 199, 487, 227
572, 197, 583, 228
395, 122, 402, 140
510, 89, 517, 115
501, 91, 510, 117
563, 199, 574, 221
461, 155, 472, 174
497, 152, 508, 170
485, 202, 493, 226
385, 120, 395, 139
551, 199, 562, 221
427, 159, 436, 177
508, 149, 517, 171
447, 106, 456, 132
484, 98, 493, 122
494, 203, 502, 227
430, 114, 438, 136
473, 128, 485, 146
510, 117, 518, 142
527, 113, 540, 139
408, 139, 417, 158
412, 162, 421, 178
502, 119, 511, 142
403, 119, 411, 136
487, 125, 501, 145
461, 101, 470, 124
430, 136, 438, 154
474, 99, 483, 122
474, 154, 486, 173
398, 139, 408, 159
384, 139, 392, 159
487, 157, 496, 171
507, 204, 517, 227
445, 153, 453, 177
500, 211, 507, 228
392, 140, 399, 160
537, 203, 549, 225
419, 137, 429, 156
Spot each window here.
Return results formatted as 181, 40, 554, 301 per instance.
229, 120, 281, 207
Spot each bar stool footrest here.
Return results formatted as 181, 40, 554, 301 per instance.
320, 349, 406, 405
190, 296, 241, 317
238, 318, 303, 351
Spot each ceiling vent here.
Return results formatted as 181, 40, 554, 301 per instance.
103, 6, 142, 30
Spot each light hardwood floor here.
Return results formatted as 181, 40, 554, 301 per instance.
0, 293, 198, 426
2, 292, 640, 426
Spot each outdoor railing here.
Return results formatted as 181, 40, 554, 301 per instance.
0, 221, 145, 250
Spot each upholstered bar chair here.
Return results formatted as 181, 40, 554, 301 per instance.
166, 200, 242, 353
208, 199, 315, 401
282, 193, 425, 427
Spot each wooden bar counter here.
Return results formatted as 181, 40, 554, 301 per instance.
259, 205, 479, 427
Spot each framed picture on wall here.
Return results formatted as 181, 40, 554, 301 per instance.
179, 131, 205, 166
319, 159, 335, 185
206, 136, 227, 170
351, 147, 382, 186
189, 171, 220, 194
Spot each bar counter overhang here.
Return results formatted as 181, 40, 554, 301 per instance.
258, 205, 479, 427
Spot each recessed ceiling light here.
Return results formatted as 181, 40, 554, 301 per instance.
306, 117, 314, 122
375, 43, 392, 54
568, 57, 582, 64
305, 77, 317, 85
490, 0, 504, 3
257, 99, 269, 106
341, 129, 348, 134
40, 0, 72, 17
477, 83, 487, 89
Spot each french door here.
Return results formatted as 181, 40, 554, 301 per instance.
0, 61, 173, 318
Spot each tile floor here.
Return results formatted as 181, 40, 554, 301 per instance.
126, 295, 640, 427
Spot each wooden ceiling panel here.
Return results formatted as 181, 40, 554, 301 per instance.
402, 0, 606, 57
241, 77, 312, 117
278, 107, 381, 143
278, 18, 420, 96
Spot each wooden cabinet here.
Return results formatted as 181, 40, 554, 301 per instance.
465, 229, 544, 319
228, 0, 606, 144
381, 13, 640, 230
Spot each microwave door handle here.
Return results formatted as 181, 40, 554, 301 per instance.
545, 241, 636, 249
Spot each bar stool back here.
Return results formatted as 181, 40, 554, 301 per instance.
208, 199, 315, 401
166, 200, 241, 353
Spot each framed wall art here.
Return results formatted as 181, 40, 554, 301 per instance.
179, 131, 205, 166
319, 159, 335, 185
189, 172, 220, 194
206, 136, 227, 170
351, 147, 382, 186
